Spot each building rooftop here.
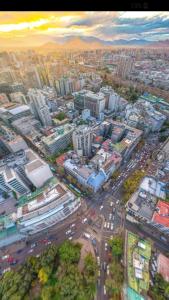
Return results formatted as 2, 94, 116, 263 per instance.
42, 124, 74, 145
9, 105, 30, 115
140, 176, 166, 199
157, 254, 169, 282
26, 160, 45, 173
152, 200, 169, 228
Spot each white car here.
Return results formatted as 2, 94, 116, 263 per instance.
68, 236, 72, 240
109, 213, 112, 220
70, 223, 75, 228
82, 218, 88, 224
98, 270, 101, 277
97, 256, 100, 266
110, 202, 113, 207
104, 285, 106, 295
104, 222, 107, 229
100, 205, 103, 210
28, 249, 33, 254
66, 229, 71, 235
116, 200, 119, 205
111, 223, 114, 231
107, 265, 110, 275
105, 242, 108, 251
107, 222, 110, 229
47, 241, 52, 245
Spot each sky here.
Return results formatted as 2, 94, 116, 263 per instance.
0, 11, 169, 48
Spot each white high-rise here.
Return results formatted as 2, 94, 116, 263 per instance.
73, 125, 94, 157
28, 89, 52, 127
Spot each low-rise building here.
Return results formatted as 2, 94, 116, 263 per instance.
42, 124, 75, 155
13, 178, 81, 235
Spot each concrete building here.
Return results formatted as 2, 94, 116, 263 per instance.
100, 86, 128, 112
0, 104, 32, 125
28, 89, 52, 127
9, 92, 27, 104
0, 93, 9, 105
85, 91, 105, 117
42, 124, 74, 155
13, 178, 81, 235
12, 116, 41, 136
115, 55, 134, 79
82, 109, 90, 120
125, 99, 166, 134
73, 125, 94, 157
0, 165, 30, 196
24, 148, 53, 188
0, 125, 28, 153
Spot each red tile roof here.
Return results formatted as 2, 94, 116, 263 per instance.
152, 200, 169, 227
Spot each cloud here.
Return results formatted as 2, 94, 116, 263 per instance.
0, 11, 169, 48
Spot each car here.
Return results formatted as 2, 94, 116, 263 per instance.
97, 256, 100, 266
100, 205, 103, 210
36, 254, 40, 258
83, 232, 91, 239
10, 260, 18, 265
2, 255, 9, 260
112, 207, 116, 213
107, 223, 110, 229
105, 242, 108, 251
17, 249, 23, 254
31, 242, 37, 248
28, 249, 33, 254
109, 213, 112, 220
68, 236, 72, 240
47, 241, 52, 245
107, 265, 110, 275
111, 223, 114, 231
70, 223, 75, 228
104, 285, 106, 295
110, 202, 113, 207
104, 222, 107, 229
66, 229, 71, 235
98, 270, 101, 277
103, 262, 107, 271
82, 218, 88, 224
116, 200, 119, 205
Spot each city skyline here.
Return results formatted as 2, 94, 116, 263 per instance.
0, 11, 169, 48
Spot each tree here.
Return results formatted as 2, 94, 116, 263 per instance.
55, 112, 66, 121
38, 267, 50, 284
58, 241, 81, 264
109, 236, 123, 260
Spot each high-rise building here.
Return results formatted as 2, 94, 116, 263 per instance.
115, 55, 134, 79
0, 166, 30, 196
28, 89, 52, 127
73, 125, 94, 157
85, 91, 105, 117
73, 90, 105, 117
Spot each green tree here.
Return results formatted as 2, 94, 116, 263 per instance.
109, 236, 123, 260
58, 241, 81, 264
55, 112, 66, 121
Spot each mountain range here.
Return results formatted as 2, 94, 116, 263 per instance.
39, 36, 169, 51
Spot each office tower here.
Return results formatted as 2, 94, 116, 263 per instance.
25, 66, 42, 89
85, 91, 105, 117
28, 89, 52, 127
115, 55, 134, 79
73, 125, 94, 157
0, 166, 30, 196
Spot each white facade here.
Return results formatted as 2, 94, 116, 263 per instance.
73, 125, 93, 157
24, 149, 53, 188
